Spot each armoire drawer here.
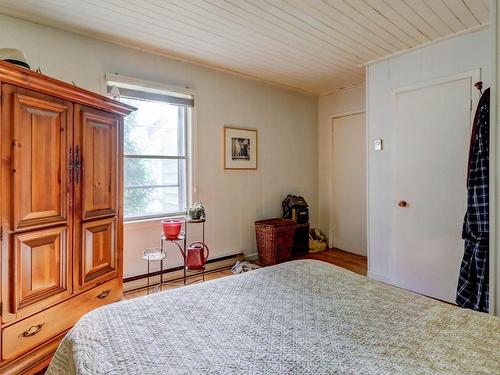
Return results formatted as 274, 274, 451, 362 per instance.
2, 277, 122, 361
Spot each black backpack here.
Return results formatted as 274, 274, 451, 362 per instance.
282, 195, 309, 224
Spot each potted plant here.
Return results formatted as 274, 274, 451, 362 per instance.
187, 202, 205, 220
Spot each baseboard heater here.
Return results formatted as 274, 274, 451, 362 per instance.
123, 252, 244, 293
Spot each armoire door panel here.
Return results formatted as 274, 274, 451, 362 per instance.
75, 217, 117, 290
75, 106, 118, 220
3, 86, 73, 231
3, 226, 72, 323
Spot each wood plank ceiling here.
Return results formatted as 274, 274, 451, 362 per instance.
0, 0, 490, 95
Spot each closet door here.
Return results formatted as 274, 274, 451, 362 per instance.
393, 75, 473, 303
73, 105, 120, 291
331, 112, 367, 255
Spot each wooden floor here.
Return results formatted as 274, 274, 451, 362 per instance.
124, 248, 367, 299
124, 269, 234, 299
295, 248, 367, 276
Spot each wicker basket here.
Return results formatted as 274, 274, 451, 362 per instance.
255, 219, 296, 266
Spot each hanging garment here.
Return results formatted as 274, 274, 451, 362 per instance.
456, 88, 490, 312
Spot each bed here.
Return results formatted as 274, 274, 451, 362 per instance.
47, 260, 499, 374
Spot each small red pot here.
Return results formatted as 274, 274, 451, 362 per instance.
161, 219, 183, 240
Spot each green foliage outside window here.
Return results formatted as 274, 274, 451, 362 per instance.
124, 109, 154, 218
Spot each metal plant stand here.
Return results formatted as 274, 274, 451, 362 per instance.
142, 248, 166, 295
160, 217, 206, 286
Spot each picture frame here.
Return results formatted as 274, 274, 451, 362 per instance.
224, 126, 258, 170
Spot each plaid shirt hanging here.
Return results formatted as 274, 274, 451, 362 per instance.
456, 88, 489, 313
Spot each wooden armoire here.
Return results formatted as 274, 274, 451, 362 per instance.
0, 61, 135, 374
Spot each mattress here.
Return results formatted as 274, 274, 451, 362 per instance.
47, 260, 500, 374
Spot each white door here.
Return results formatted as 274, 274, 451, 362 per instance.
393, 75, 474, 303
331, 112, 367, 256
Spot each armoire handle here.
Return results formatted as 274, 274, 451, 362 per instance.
74, 145, 81, 184
68, 146, 74, 183
97, 290, 111, 299
19, 323, 44, 338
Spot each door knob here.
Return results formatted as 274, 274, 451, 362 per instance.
398, 200, 408, 208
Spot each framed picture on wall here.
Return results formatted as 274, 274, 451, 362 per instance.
224, 126, 257, 170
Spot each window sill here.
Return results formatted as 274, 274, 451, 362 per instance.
124, 213, 186, 228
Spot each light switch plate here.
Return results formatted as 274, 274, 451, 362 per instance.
374, 139, 383, 151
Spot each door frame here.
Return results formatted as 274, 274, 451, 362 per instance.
329, 110, 366, 250
491, 1, 498, 316
389, 68, 482, 299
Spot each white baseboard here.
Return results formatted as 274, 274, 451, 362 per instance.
124, 253, 244, 292
367, 270, 391, 284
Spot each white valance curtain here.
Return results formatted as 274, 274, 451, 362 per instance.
105, 73, 194, 107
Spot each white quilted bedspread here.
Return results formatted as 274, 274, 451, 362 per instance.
47, 260, 499, 374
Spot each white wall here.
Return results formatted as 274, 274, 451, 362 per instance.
318, 86, 366, 242
367, 28, 491, 282
0, 15, 318, 278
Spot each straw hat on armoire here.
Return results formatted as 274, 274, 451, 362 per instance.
0, 48, 30, 69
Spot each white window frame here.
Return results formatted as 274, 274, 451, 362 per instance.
106, 74, 196, 222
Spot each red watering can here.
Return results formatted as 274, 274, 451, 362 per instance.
182, 241, 209, 270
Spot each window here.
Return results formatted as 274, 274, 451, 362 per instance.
107, 77, 193, 221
